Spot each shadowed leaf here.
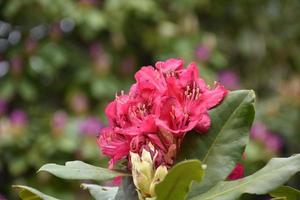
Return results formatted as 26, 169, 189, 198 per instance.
13, 185, 59, 200
156, 160, 205, 200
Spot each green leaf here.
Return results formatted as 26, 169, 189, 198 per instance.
38, 160, 129, 181
155, 160, 205, 200
270, 186, 300, 200
178, 90, 255, 196
18, 80, 37, 101
191, 154, 300, 200
0, 80, 15, 99
12, 185, 59, 200
81, 183, 118, 200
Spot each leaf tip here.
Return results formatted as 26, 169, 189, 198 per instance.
80, 183, 87, 190
37, 165, 46, 173
245, 89, 256, 103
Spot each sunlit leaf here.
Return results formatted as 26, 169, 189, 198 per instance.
38, 160, 129, 181
81, 183, 118, 200
191, 154, 300, 200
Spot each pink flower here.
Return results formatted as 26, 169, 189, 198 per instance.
134, 66, 166, 94
155, 61, 227, 136
105, 93, 158, 136
155, 58, 184, 76
97, 58, 228, 168
10, 109, 27, 126
130, 135, 147, 153
97, 128, 131, 168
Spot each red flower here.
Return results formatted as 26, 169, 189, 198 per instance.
155, 61, 227, 136
97, 128, 131, 168
97, 58, 228, 168
227, 163, 244, 180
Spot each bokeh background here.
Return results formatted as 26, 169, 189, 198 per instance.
0, 0, 299, 199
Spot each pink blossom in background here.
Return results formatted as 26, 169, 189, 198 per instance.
9, 109, 27, 126
251, 122, 283, 153
89, 42, 111, 74
52, 111, 68, 130
0, 194, 7, 200
218, 70, 241, 90
70, 92, 89, 114
79, 116, 103, 136
195, 44, 211, 61
250, 122, 268, 142
265, 133, 283, 153
98, 58, 228, 168
89, 42, 103, 59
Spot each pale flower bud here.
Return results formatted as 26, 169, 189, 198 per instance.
149, 165, 168, 196
130, 146, 168, 200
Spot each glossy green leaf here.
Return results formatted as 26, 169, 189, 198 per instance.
12, 185, 59, 200
178, 90, 255, 196
191, 154, 300, 200
81, 183, 118, 200
270, 186, 300, 200
38, 160, 129, 181
156, 160, 205, 200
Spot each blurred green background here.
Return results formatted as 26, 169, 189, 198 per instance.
0, 0, 299, 199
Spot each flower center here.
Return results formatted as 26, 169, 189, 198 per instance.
129, 103, 150, 121
169, 106, 189, 130
184, 81, 201, 101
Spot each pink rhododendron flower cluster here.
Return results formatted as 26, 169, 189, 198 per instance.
97, 58, 228, 169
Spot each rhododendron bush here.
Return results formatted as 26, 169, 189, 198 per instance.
14, 59, 300, 200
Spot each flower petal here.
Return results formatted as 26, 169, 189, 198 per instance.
202, 83, 228, 109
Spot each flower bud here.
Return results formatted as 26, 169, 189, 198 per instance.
149, 165, 168, 196
130, 147, 168, 200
